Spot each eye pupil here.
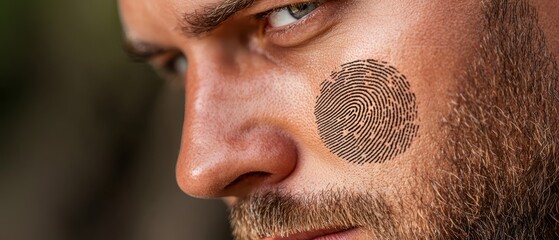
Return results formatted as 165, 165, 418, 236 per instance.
288, 2, 319, 19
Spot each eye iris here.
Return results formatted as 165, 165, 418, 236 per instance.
288, 2, 319, 19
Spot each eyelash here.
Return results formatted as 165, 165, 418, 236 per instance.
155, 52, 187, 82
158, 1, 333, 76
163, 53, 182, 72
256, 1, 326, 36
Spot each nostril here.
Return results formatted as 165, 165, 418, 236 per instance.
177, 125, 298, 198
225, 171, 271, 190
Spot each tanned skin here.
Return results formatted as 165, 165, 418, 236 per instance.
119, 0, 559, 239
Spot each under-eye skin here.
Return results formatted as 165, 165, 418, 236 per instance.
257, 0, 341, 47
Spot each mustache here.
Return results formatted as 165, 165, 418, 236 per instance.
229, 189, 396, 240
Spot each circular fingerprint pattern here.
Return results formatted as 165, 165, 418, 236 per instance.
315, 59, 419, 165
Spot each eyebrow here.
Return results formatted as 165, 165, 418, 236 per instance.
123, 39, 169, 62
124, 0, 260, 61
180, 0, 257, 37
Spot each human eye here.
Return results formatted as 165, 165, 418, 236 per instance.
124, 40, 188, 84
267, 2, 322, 28
156, 53, 188, 83
255, 0, 340, 47
167, 54, 188, 78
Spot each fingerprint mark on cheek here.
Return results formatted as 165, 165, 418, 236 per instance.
314, 59, 419, 165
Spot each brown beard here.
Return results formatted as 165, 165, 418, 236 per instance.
229, 0, 559, 239
229, 190, 397, 239
429, 0, 559, 238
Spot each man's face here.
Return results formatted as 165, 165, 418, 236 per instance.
119, 0, 559, 239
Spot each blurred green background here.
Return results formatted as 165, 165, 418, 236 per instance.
0, 1, 231, 239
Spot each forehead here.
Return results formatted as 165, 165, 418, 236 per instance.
119, 0, 199, 43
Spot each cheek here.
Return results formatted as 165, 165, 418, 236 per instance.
314, 59, 419, 165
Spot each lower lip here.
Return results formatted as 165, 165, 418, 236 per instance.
264, 227, 362, 240
313, 227, 361, 240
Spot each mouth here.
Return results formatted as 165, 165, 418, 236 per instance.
263, 227, 360, 240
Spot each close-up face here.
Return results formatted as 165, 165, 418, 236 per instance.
119, 0, 559, 239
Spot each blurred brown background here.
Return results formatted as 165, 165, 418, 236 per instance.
0, 1, 231, 239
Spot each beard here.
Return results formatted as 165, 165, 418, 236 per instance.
229, 0, 559, 239
428, 0, 559, 238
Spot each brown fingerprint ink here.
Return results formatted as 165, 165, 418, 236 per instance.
315, 59, 419, 165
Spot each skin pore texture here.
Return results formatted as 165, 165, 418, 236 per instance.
315, 59, 419, 165
119, 0, 559, 239
233, 2, 559, 237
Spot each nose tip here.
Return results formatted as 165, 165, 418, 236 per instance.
176, 126, 298, 199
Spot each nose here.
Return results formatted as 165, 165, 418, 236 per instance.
176, 42, 298, 199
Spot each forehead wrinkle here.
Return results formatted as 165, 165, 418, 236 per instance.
179, 0, 256, 37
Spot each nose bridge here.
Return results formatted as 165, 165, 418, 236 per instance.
176, 40, 298, 198
186, 56, 263, 133
183, 43, 258, 163
185, 36, 260, 126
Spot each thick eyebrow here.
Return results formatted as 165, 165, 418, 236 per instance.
180, 0, 257, 37
122, 39, 169, 62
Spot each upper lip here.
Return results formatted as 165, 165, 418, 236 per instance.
264, 227, 355, 240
